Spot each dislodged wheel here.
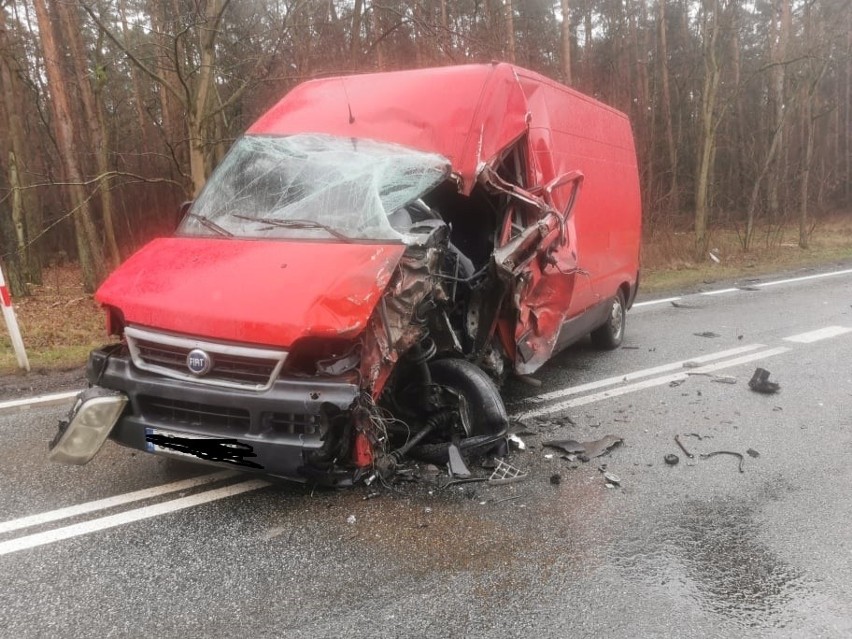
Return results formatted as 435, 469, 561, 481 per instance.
408, 358, 508, 464
591, 289, 626, 350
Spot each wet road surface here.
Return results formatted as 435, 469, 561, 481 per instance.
1, 267, 851, 637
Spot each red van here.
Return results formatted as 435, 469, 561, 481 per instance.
49, 63, 641, 485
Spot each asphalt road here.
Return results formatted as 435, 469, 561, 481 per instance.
1, 267, 851, 638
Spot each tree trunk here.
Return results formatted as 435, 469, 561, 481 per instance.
505, 0, 516, 63
0, 9, 40, 285
766, 0, 790, 223
657, 0, 678, 212
55, 0, 121, 267
33, 0, 106, 292
560, 0, 572, 84
694, 0, 721, 251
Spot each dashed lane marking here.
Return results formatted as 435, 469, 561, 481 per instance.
783, 326, 852, 344
522, 344, 764, 405
513, 346, 791, 420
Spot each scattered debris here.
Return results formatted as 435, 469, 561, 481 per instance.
543, 453, 554, 460
682, 361, 703, 369
622, 345, 640, 350
693, 331, 721, 338
746, 448, 760, 458
709, 250, 721, 264
686, 433, 711, 441
542, 434, 623, 458
515, 375, 542, 388
603, 472, 621, 485
550, 473, 562, 485
363, 492, 380, 501
700, 450, 745, 473
671, 300, 701, 309
737, 285, 760, 291
488, 459, 528, 485
447, 443, 472, 477
347, 514, 357, 525
492, 495, 522, 505
713, 375, 738, 384
664, 453, 680, 466
674, 434, 695, 459
749, 368, 780, 394
508, 434, 527, 451
669, 379, 685, 388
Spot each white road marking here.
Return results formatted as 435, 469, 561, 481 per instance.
514, 346, 791, 419
0, 471, 238, 535
523, 344, 764, 404
632, 266, 852, 309
633, 296, 682, 308
700, 287, 739, 296
783, 326, 852, 343
0, 390, 80, 415
756, 267, 852, 289
0, 479, 270, 556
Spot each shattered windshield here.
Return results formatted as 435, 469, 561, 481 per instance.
179, 134, 452, 242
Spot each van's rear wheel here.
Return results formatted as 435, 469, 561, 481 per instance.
591, 290, 626, 350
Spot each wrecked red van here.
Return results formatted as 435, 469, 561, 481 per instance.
49, 63, 641, 485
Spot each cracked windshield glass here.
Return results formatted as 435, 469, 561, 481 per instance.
179, 133, 451, 242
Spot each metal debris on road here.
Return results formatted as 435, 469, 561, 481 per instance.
447, 443, 472, 477
603, 472, 621, 485
749, 368, 781, 394
674, 434, 695, 459
693, 331, 721, 338
488, 459, 528, 485
664, 454, 680, 466
669, 379, 685, 387
700, 450, 746, 473
713, 375, 738, 384
542, 434, 623, 459
508, 434, 527, 450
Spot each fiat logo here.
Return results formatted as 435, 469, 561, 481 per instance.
186, 349, 213, 376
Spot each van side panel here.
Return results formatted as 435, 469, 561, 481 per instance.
519, 73, 641, 317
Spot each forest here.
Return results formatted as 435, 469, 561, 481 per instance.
0, 0, 849, 295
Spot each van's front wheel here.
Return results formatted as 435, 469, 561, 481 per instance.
591, 290, 626, 349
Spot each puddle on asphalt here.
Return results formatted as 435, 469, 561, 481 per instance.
614, 495, 812, 629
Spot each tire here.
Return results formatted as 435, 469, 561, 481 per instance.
408, 358, 508, 464
590, 289, 626, 350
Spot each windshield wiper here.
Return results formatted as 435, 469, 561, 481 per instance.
232, 214, 355, 242
186, 213, 233, 237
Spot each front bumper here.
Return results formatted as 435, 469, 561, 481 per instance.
78, 347, 360, 483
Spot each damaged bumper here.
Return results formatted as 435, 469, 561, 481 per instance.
70, 347, 361, 484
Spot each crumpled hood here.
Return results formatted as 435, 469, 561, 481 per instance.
96, 237, 405, 347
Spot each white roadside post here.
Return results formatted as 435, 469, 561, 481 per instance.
0, 263, 30, 371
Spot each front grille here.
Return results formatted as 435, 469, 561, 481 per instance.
261, 412, 321, 436
139, 396, 250, 430
125, 326, 287, 390
135, 340, 276, 384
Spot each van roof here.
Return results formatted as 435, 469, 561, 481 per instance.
248, 63, 629, 193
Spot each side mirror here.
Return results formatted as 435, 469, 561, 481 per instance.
176, 200, 193, 229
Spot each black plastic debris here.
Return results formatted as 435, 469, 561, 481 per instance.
674, 434, 694, 459
748, 368, 780, 394
550, 473, 562, 485
700, 450, 745, 473
713, 375, 737, 384
664, 453, 680, 466
694, 331, 721, 338
746, 448, 760, 458
543, 435, 623, 459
